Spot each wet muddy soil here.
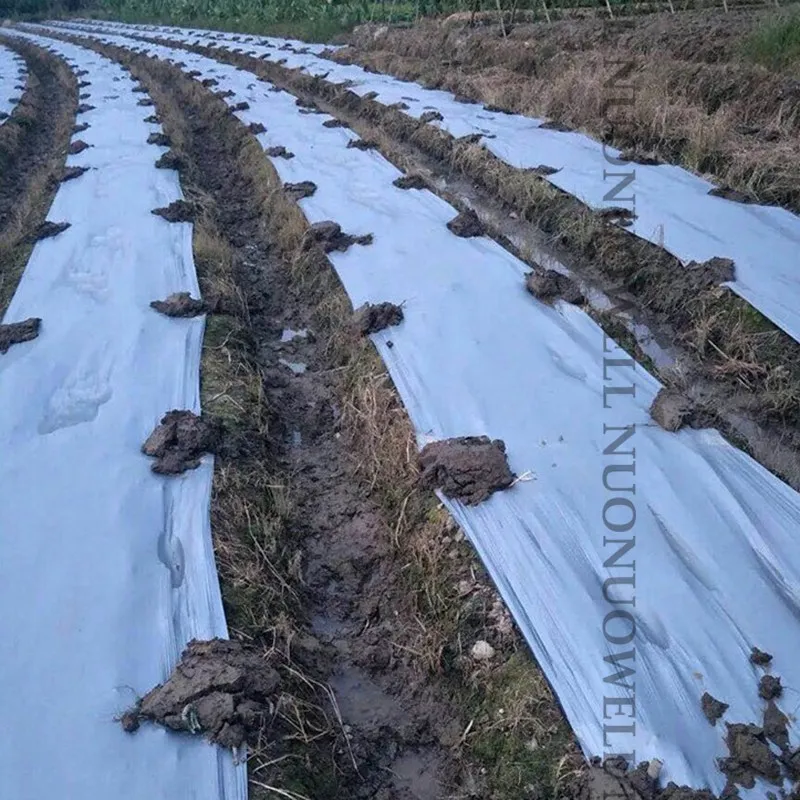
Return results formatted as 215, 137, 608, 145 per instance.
142, 409, 221, 474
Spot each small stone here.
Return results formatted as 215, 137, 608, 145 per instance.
471, 640, 495, 661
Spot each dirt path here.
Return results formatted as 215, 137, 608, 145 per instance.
0, 37, 77, 317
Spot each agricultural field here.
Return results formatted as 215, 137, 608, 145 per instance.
1, 6, 800, 800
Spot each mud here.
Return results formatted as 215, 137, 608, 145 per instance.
446, 208, 484, 237
141, 409, 221, 474
155, 150, 183, 170
28, 220, 69, 242
67, 139, 90, 154
758, 675, 782, 700
305, 220, 373, 253
526, 268, 584, 305
124, 638, 280, 749
283, 180, 317, 200
61, 165, 89, 182
150, 291, 207, 317
750, 647, 772, 666
418, 435, 515, 505
393, 173, 427, 190
346, 137, 378, 151
763, 701, 789, 751
323, 118, 347, 128
353, 301, 404, 335
265, 144, 294, 158
76, 102, 94, 113
147, 132, 170, 146
247, 121, 265, 134
721, 723, 782, 788
0, 317, 41, 354
152, 199, 196, 223
700, 692, 729, 726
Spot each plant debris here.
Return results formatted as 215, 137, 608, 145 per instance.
686, 256, 735, 286
709, 186, 755, 204
155, 151, 184, 170
0, 318, 41, 354
419, 435, 515, 505
142, 410, 222, 474
323, 118, 347, 128
353, 301, 404, 335
758, 675, 782, 700
539, 120, 573, 132
122, 638, 280, 749
150, 292, 207, 318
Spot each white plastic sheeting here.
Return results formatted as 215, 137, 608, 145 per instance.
0, 29, 246, 800
63, 18, 800, 348
33, 23, 800, 793
0, 42, 26, 121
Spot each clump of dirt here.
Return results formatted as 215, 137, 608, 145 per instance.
527, 164, 559, 176
750, 647, 772, 666
123, 638, 280, 749
155, 150, 184, 170
354, 300, 404, 335
720, 723, 782, 788
266, 145, 294, 159
67, 139, 90, 155
136, 98, 154, 107
701, 691, 729, 726
323, 118, 347, 128
394, 173, 428, 190
525, 268, 584, 305
283, 180, 317, 200
72, 121, 89, 134
347, 137, 378, 151
142, 114, 159, 124
686, 256, 735, 285
150, 292, 207, 318
305, 220, 373, 253
763, 701, 789, 751
650, 388, 694, 433
28, 220, 69, 243
758, 675, 782, 700
708, 186, 755, 204
418, 436, 515, 505
200, 77, 217, 88
147, 132, 170, 146
76, 103, 95, 114
232, 101, 250, 111
420, 109, 443, 123
295, 97, 319, 111
215, 89, 235, 100
0, 317, 41, 354
152, 200, 196, 223
618, 148, 663, 166
248, 121, 266, 135
540, 120, 573, 132
141, 409, 221, 474
61, 165, 89, 183
446, 208, 484, 237
132, 84, 148, 93
599, 206, 637, 226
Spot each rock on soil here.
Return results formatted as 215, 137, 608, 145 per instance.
152, 200, 196, 223
525, 269, 584, 305
393, 174, 428, 190
354, 301, 404, 335
446, 209, 485, 238
283, 180, 317, 200
650, 388, 694, 433
150, 292, 207, 318
701, 692, 729, 726
142, 410, 221, 474
686, 256, 735, 286
418, 435, 515, 506
305, 220, 373, 253
0, 318, 41, 354
123, 638, 280, 749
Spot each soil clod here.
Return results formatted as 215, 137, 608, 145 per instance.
758, 675, 782, 700
446, 208, 485, 238
650, 388, 694, 433
618, 148, 662, 166
72, 121, 89, 134
232, 101, 250, 111
525, 269, 584, 306
61, 166, 89, 183
155, 151, 184, 170
142, 409, 222, 474
305, 220, 373, 253
701, 691, 729, 726
147, 132, 170, 147
709, 186, 755, 204
29, 220, 70, 243
248, 122, 266, 135
143, 114, 159, 124
527, 164, 559, 176
122, 638, 279, 749
76, 103, 95, 114
266, 145, 294, 159
137, 98, 154, 107
721, 723, 782, 788
686, 256, 735, 285
419, 436, 515, 506
0, 318, 41, 354
539, 120, 573, 132
393, 173, 428, 190
353, 301, 404, 335
152, 200, 196, 223
420, 109, 443, 123
201, 78, 218, 87
346, 138, 378, 151
323, 118, 347, 128
750, 647, 773, 667
67, 139, 90, 155
150, 292, 207, 318
283, 180, 317, 201
763, 701, 789, 751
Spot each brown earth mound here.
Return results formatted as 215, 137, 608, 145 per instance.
122, 638, 280, 749
419, 435, 515, 505
354, 301, 404, 335
142, 409, 221, 474
0, 318, 41, 354
150, 292, 207, 317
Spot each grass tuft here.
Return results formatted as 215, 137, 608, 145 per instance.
744, 11, 800, 69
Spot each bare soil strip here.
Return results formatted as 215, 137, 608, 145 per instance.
75, 36, 587, 799
101, 30, 800, 490
0, 37, 77, 318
